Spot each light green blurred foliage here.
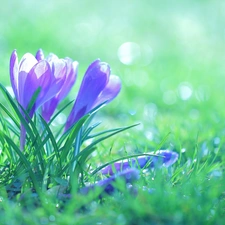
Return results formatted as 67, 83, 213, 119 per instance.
1, 1, 225, 223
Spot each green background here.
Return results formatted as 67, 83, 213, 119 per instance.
1, 1, 225, 223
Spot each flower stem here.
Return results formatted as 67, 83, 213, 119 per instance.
72, 128, 82, 171
20, 124, 26, 151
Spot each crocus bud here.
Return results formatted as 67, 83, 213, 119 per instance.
65, 59, 121, 131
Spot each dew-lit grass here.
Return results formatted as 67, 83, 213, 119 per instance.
1, 0, 225, 224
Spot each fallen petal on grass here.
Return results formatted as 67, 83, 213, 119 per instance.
79, 168, 140, 196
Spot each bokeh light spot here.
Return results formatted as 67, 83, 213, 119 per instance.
144, 130, 154, 141
189, 109, 199, 120
117, 42, 153, 66
195, 85, 210, 102
178, 82, 193, 100
163, 90, 177, 105
117, 42, 141, 65
143, 103, 158, 120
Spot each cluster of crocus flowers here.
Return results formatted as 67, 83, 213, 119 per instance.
8, 49, 179, 199
9, 49, 121, 149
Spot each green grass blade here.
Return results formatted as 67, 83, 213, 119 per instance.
78, 123, 139, 165
1, 132, 41, 195
90, 153, 159, 176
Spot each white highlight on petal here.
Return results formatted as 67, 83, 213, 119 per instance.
19, 53, 37, 73
99, 64, 109, 73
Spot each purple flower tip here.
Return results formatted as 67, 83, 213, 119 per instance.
155, 150, 179, 167
35, 49, 44, 61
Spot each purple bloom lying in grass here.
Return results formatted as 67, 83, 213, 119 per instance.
58, 151, 177, 200
36, 50, 78, 122
79, 168, 139, 197
65, 59, 121, 131
100, 150, 179, 175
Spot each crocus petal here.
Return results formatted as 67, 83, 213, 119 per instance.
35, 49, 45, 61
35, 61, 66, 110
19, 53, 38, 73
18, 71, 32, 108
43, 55, 69, 99
100, 150, 179, 175
46, 53, 59, 64
38, 59, 67, 103
79, 168, 139, 196
38, 53, 78, 122
16, 53, 38, 106
39, 75, 65, 106
65, 60, 110, 131
41, 60, 78, 122
9, 50, 19, 100
24, 60, 52, 114
42, 98, 58, 122
52, 59, 67, 79
93, 75, 121, 108
56, 59, 78, 101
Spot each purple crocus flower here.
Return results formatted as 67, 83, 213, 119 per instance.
100, 150, 179, 175
10, 50, 55, 117
10, 50, 76, 149
79, 168, 139, 196
36, 49, 78, 122
65, 59, 121, 131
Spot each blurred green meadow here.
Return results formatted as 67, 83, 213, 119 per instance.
1, 0, 225, 224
